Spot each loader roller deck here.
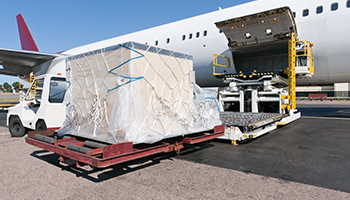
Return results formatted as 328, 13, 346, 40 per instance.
220, 112, 286, 132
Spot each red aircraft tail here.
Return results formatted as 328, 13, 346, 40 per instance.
16, 14, 39, 51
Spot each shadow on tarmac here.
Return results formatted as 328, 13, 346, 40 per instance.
30, 149, 176, 182
29, 142, 216, 183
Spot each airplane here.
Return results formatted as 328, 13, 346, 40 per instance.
0, 0, 349, 89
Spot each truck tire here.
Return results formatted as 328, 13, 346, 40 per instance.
36, 120, 47, 131
9, 116, 27, 137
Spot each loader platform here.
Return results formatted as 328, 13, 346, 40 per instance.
220, 112, 285, 132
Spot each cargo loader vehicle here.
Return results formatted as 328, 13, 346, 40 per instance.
212, 7, 314, 144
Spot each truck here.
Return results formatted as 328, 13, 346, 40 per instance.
8, 73, 67, 137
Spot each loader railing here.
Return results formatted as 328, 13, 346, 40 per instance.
213, 53, 231, 76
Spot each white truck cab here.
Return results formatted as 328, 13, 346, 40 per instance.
7, 74, 67, 137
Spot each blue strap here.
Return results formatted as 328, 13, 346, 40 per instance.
105, 44, 145, 103
205, 97, 220, 112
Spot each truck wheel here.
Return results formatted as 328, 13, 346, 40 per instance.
36, 120, 47, 131
9, 117, 27, 137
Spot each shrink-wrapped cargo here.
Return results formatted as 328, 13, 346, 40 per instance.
58, 41, 221, 144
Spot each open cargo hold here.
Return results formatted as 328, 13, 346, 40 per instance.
59, 41, 221, 144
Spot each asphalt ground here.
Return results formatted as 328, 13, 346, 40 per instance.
297, 101, 350, 118
0, 93, 19, 99
0, 101, 350, 199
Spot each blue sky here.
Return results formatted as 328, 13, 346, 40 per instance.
0, 0, 254, 84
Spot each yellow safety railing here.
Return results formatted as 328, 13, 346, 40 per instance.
282, 37, 314, 110
296, 40, 314, 75
281, 32, 297, 110
29, 73, 36, 100
213, 53, 231, 76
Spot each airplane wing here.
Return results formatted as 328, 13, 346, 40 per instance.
0, 48, 60, 76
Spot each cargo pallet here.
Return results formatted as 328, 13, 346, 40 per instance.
25, 125, 225, 168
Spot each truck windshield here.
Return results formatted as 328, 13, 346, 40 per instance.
49, 77, 67, 103
25, 78, 44, 101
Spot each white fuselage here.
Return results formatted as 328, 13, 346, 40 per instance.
63, 0, 350, 87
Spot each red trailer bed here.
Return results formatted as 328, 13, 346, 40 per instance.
25, 125, 225, 168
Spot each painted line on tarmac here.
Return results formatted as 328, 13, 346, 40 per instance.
302, 116, 350, 120
0, 132, 10, 135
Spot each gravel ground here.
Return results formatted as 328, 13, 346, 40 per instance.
0, 135, 349, 200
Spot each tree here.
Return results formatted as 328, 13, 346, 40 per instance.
12, 81, 23, 93
3, 82, 13, 93
0, 85, 4, 92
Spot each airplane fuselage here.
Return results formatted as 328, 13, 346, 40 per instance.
64, 0, 350, 87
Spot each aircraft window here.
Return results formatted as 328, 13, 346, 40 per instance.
204, 30, 207, 37
303, 9, 309, 17
331, 2, 338, 11
166, 38, 170, 44
347, 0, 350, 8
292, 12, 296, 18
155, 40, 158, 46
189, 33, 193, 39
316, 6, 323, 14
196, 32, 200, 38
182, 35, 186, 41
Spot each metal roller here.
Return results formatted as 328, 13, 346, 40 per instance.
67, 144, 91, 154
84, 140, 108, 149
34, 134, 54, 143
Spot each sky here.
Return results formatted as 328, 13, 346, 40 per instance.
0, 0, 254, 85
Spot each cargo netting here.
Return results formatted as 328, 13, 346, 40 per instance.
58, 41, 221, 144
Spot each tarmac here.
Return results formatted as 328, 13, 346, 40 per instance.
0, 101, 350, 199
0, 93, 19, 99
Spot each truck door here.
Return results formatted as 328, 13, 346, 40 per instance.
21, 78, 45, 128
33, 76, 67, 130
22, 76, 66, 131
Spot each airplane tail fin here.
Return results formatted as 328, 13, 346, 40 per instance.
16, 14, 39, 52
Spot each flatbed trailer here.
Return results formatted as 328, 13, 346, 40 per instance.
25, 125, 225, 168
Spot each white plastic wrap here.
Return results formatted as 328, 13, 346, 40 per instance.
58, 41, 221, 144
